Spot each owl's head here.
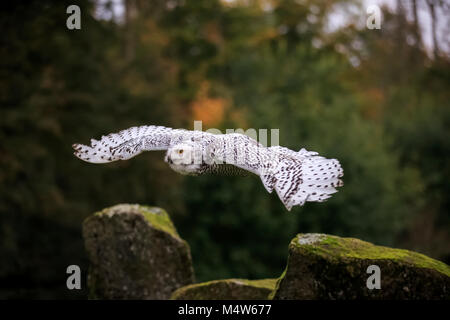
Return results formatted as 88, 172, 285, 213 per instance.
165, 141, 203, 175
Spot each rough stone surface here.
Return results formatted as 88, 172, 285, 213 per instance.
272, 233, 450, 300
82, 204, 195, 299
171, 278, 277, 300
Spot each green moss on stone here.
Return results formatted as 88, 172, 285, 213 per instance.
171, 278, 278, 300
292, 234, 450, 277
94, 204, 179, 238
268, 269, 286, 300
241, 278, 278, 290
138, 205, 179, 237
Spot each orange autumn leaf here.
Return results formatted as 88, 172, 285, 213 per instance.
191, 82, 228, 126
192, 97, 228, 127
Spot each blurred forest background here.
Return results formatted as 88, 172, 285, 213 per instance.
0, 0, 449, 299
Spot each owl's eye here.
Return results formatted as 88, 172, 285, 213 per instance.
178, 149, 184, 154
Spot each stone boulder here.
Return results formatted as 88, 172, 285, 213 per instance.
82, 204, 195, 299
272, 233, 450, 300
171, 279, 277, 300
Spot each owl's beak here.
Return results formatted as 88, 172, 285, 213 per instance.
164, 153, 173, 164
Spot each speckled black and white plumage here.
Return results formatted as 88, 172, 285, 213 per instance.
73, 125, 343, 210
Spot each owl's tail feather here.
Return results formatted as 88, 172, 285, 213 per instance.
261, 148, 344, 211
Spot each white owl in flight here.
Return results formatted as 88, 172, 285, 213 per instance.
72, 125, 343, 210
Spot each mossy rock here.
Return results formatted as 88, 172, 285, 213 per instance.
171, 278, 277, 300
83, 204, 194, 299
272, 233, 450, 300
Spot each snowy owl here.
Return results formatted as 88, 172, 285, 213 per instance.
72, 125, 343, 210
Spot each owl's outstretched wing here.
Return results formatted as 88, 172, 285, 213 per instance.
72, 125, 196, 163
211, 134, 344, 210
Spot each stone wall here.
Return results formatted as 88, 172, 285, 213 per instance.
82, 204, 450, 300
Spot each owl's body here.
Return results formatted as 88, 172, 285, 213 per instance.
73, 125, 343, 210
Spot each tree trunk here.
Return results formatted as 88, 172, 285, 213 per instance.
124, 0, 137, 62
426, 0, 439, 59
412, 0, 422, 48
